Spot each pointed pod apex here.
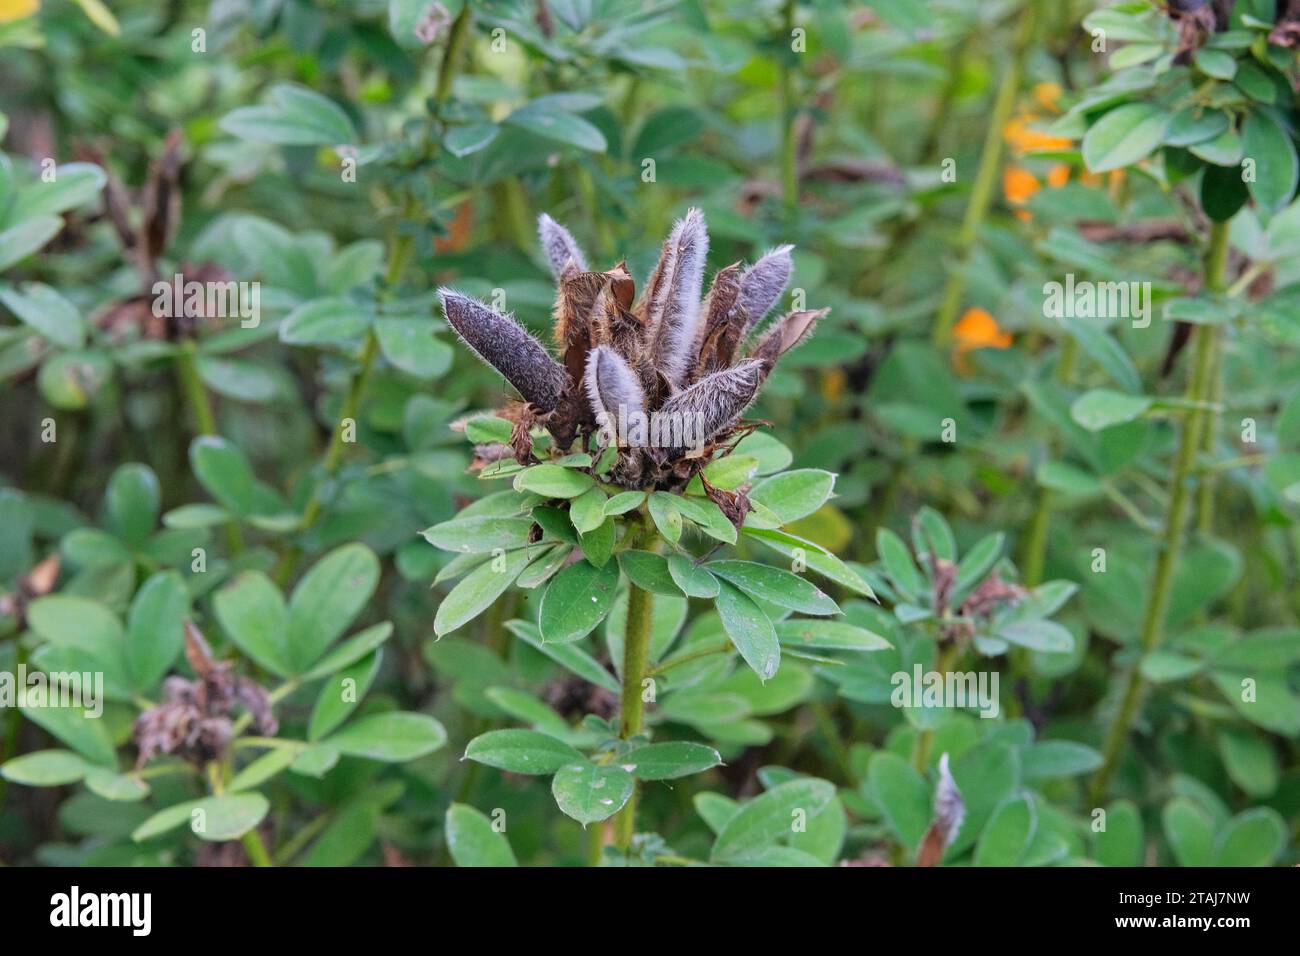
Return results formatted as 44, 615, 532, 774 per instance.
584, 344, 645, 424
738, 244, 795, 336
538, 213, 589, 281
439, 287, 570, 413
750, 307, 826, 373
658, 359, 765, 454
646, 207, 711, 386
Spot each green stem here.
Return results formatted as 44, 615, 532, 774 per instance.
911, 641, 961, 772
931, 0, 1038, 346
778, 0, 799, 212
1088, 221, 1229, 804
1196, 327, 1225, 535
241, 830, 274, 867
612, 570, 656, 853
1021, 337, 1078, 587
175, 341, 243, 556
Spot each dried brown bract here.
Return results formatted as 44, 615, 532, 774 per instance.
133, 621, 277, 768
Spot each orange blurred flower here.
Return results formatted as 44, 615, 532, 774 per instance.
952, 307, 1012, 375
1033, 82, 1063, 114
1003, 116, 1074, 156
1003, 166, 1041, 205
0, 0, 38, 22
1047, 163, 1070, 188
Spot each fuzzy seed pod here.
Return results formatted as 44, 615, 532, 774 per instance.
643, 207, 709, 386
439, 289, 570, 413
692, 262, 744, 379
737, 244, 794, 338
584, 344, 646, 427
538, 214, 589, 281
657, 359, 764, 455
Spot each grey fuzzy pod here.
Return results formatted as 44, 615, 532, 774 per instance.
538, 214, 588, 281
737, 244, 794, 337
657, 359, 764, 453
645, 207, 709, 386
439, 288, 571, 413
584, 344, 646, 424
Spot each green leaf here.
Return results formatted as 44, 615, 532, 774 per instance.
505, 104, 607, 152
998, 619, 1074, 653
539, 558, 620, 643
125, 571, 188, 690
974, 794, 1036, 866
463, 415, 513, 444
325, 712, 447, 762
445, 803, 518, 866
773, 618, 891, 651
1214, 808, 1286, 866
229, 748, 298, 793
302, 621, 393, 680
133, 794, 270, 842
1162, 797, 1215, 866
506, 619, 621, 695
220, 84, 357, 145
37, 350, 112, 409
733, 432, 793, 475
714, 580, 780, 680
603, 491, 646, 516
647, 492, 683, 543
1, 749, 91, 786
618, 551, 679, 596
707, 560, 839, 615
1022, 741, 1102, 780
464, 729, 584, 774
711, 778, 836, 861
104, 464, 160, 548
213, 572, 293, 677
551, 762, 633, 824
0, 216, 62, 271
749, 470, 836, 525
867, 752, 930, 850
0, 282, 85, 348
444, 124, 501, 158
422, 515, 536, 554
375, 318, 452, 379
287, 543, 380, 670
1193, 48, 1237, 79
22, 706, 115, 767
876, 528, 922, 600
1083, 103, 1170, 172
1070, 389, 1153, 431
280, 298, 371, 346
189, 436, 256, 516
667, 554, 719, 598
568, 487, 607, 534
621, 742, 722, 780
1093, 799, 1143, 867
513, 464, 595, 498
1217, 727, 1277, 797
1242, 111, 1300, 212
743, 527, 876, 598
434, 548, 535, 637
308, 650, 381, 741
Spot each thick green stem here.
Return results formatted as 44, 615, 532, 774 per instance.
1088, 221, 1229, 803
612, 577, 655, 853
931, 0, 1038, 346
176, 342, 243, 556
